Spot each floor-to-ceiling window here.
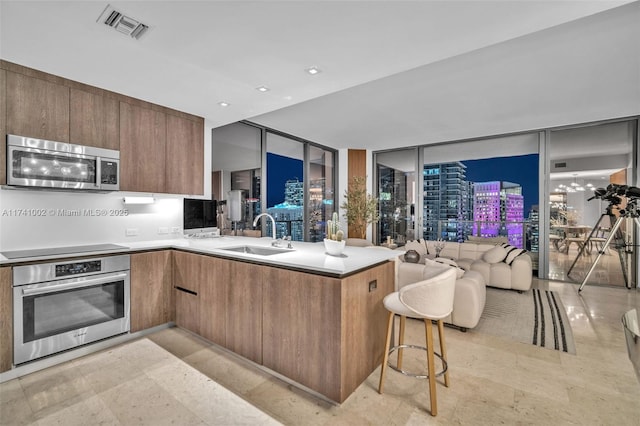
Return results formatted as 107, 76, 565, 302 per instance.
308, 146, 335, 242
265, 132, 305, 240
212, 122, 336, 242
547, 120, 637, 288
374, 133, 540, 267
375, 148, 418, 246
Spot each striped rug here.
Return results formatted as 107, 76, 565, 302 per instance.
474, 288, 576, 354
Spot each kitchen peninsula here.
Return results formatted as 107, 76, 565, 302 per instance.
0, 237, 398, 403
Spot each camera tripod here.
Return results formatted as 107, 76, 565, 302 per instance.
569, 200, 639, 293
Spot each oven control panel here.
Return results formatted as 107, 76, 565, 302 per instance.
55, 260, 102, 277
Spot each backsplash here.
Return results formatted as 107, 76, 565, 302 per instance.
0, 188, 183, 250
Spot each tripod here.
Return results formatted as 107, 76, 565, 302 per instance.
573, 199, 639, 293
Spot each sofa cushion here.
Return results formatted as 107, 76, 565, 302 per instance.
434, 257, 465, 279
482, 246, 508, 264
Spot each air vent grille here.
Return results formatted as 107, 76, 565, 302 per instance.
97, 4, 149, 40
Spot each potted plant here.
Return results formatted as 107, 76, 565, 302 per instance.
324, 212, 346, 255
341, 176, 380, 240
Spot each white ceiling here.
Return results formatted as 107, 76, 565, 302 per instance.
1, 1, 638, 151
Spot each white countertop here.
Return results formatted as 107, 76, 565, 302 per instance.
0, 237, 402, 277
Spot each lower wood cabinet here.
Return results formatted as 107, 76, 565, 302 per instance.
226, 262, 263, 364
171, 250, 394, 403
0, 267, 12, 373
130, 251, 174, 333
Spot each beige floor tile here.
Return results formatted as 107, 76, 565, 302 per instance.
146, 358, 281, 425
32, 394, 121, 426
98, 375, 207, 426
0, 392, 36, 425
182, 347, 272, 396
18, 362, 95, 414
0, 378, 26, 404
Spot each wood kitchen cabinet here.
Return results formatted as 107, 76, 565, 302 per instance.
130, 251, 174, 333
6, 71, 70, 142
0, 267, 12, 373
199, 257, 228, 346
0, 68, 6, 186
119, 102, 167, 193
262, 267, 342, 400
165, 114, 204, 195
262, 262, 395, 403
70, 88, 119, 150
226, 262, 263, 364
173, 251, 227, 345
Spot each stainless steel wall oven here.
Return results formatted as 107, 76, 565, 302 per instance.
12, 255, 130, 365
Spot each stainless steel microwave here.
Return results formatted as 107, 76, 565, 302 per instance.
6, 134, 120, 191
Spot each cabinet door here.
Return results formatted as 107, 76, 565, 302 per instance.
0, 68, 6, 186
119, 102, 166, 193
199, 257, 228, 346
6, 71, 70, 142
262, 267, 342, 401
165, 114, 204, 195
70, 88, 119, 150
0, 267, 12, 373
226, 262, 263, 364
130, 251, 173, 333
173, 251, 201, 334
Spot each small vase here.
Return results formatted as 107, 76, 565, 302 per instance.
324, 238, 346, 256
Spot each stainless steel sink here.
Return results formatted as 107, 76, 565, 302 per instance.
221, 245, 291, 256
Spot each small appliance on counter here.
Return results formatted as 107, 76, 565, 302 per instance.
183, 197, 218, 237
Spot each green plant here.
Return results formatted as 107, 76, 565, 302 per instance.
340, 176, 380, 240
326, 212, 344, 241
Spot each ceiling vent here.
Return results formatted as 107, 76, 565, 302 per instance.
97, 4, 149, 40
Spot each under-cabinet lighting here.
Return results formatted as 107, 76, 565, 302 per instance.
123, 196, 155, 205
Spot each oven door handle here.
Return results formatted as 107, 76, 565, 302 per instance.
21, 272, 129, 296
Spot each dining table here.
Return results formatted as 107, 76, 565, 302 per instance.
551, 224, 593, 255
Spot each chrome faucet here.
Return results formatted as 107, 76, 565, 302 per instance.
253, 213, 277, 241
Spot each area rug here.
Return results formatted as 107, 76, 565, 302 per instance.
473, 288, 576, 354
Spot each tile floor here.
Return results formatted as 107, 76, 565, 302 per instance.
1, 278, 639, 425
547, 242, 630, 287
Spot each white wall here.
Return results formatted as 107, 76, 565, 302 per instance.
0, 189, 183, 251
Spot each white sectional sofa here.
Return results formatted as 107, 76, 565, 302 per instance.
419, 240, 533, 292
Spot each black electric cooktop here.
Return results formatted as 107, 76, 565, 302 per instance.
1, 243, 128, 260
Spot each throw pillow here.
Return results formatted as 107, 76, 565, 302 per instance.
505, 248, 527, 265
483, 246, 508, 264
405, 240, 428, 257
433, 257, 465, 279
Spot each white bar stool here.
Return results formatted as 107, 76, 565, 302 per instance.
377, 267, 457, 416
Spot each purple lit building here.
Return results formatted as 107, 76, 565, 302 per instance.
473, 181, 524, 248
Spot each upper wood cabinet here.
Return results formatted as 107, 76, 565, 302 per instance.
6, 72, 70, 142
70, 88, 119, 150
166, 114, 204, 195
0, 267, 12, 373
0, 69, 6, 186
1, 61, 204, 195
130, 250, 174, 333
119, 102, 167, 193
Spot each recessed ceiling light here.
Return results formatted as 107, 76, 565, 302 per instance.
218, 101, 230, 107
305, 66, 321, 75
256, 86, 270, 92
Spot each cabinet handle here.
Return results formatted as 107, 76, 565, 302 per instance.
175, 286, 197, 296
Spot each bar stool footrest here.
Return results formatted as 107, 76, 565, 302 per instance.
386, 344, 448, 379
